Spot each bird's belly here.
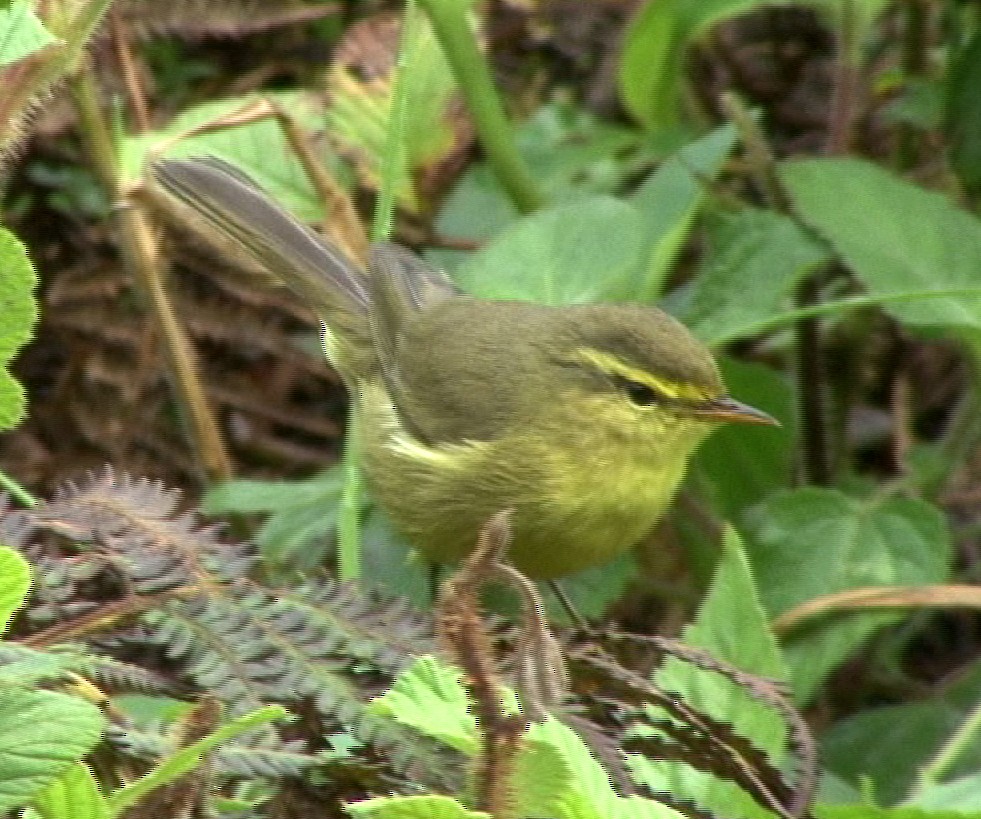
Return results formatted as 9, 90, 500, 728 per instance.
358, 391, 689, 579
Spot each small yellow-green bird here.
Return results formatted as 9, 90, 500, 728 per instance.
153, 158, 775, 579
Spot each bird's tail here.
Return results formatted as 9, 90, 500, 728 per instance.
151, 157, 373, 377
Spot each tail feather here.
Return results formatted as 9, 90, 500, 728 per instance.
151, 158, 372, 371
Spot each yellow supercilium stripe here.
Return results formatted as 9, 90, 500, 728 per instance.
573, 348, 713, 403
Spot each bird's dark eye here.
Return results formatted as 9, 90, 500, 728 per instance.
623, 380, 658, 407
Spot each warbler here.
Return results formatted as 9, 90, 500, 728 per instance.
153, 158, 775, 579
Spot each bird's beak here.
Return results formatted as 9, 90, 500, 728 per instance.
690, 395, 779, 426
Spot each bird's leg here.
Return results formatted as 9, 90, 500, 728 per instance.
547, 580, 590, 631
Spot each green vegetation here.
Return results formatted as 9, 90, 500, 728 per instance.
2, 0, 981, 817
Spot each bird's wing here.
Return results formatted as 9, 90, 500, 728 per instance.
366, 243, 461, 442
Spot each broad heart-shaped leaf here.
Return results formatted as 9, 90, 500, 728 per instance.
0, 2, 56, 67
0, 688, 104, 813
0, 546, 30, 635
629, 124, 739, 300
452, 197, 645, 304
28, 763, 107, 819
0, 228, 38, 430
345, 795, 489, 819
745, 488, 953, 703
779, 158, 981, 331
680, 208, 829, 345
630, 526, 789, 819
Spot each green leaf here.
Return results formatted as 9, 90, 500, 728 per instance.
106, 705, 289, 815
619, 0, 768, 130
123, 92, 329, 220
745, 488, 953, 702
681, 208, 829, 345
0, 546, 30, 635
203, 466, 354, 570
432, 100, 655, 270
0, 688, 105, 813
0, 2, 56, 67
631, 526, 789, 818
821, 701, 967, 806
780, 158, 981, 331
945, 20, 981, 194
629, 124, 739, 300
692, 358, 796, 519
30, 763, 107, 819
816, 805, 981, 819
914, 773, 981, 810
0, 228, 39, 431
367, 655, 478, 755
522, 718, 685, 819
453, 197, 644, 304
345, 794, 489, 819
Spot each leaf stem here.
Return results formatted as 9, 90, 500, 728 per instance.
416, 0, 543, 213
0, 470, 37, 508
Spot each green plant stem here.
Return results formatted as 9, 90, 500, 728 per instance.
416, 0, 543, 214
373, 0, 422, 243
0, 470, 37, 507
896, 0, 928, 170
69, 66, 232, 483
911, 697, 981, 798
707, 287, 981, 346
337, 409, 363, 582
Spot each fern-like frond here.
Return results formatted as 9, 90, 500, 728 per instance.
2, 468, 461, 792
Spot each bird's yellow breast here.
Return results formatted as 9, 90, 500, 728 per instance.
356, 381, 711, 579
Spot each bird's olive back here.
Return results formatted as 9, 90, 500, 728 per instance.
391, 299, 721, 445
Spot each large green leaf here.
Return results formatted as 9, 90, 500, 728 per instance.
0, 228, 39, 431
0, 2, 56, 67
631, 527, 789, 819
453, 196, 644, 304
780, 158, 981, 331
681, 208, 829, 345
0, 689, 104, 813
745, 488, 953, 702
